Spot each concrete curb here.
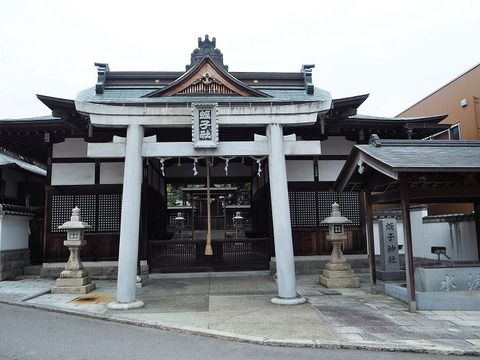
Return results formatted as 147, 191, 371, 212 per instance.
1, 298, 479, 356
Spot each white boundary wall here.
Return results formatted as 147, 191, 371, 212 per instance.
373, 207, 478, 261
0, 214, 32, 251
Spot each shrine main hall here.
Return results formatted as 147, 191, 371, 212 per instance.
0, 36, 448, 309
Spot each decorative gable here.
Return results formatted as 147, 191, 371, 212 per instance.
177, 68, 237, 96
143, 36, 270, 98
144, 57, 269, 98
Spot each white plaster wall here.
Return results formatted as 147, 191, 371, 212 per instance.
321, 136, 355, 155
318, 160, 346, 182
415, 218, 477, 261
52, 138, 88, 158
286, 160, 314, 182
2, 168, 25, 198
0, 215, 31, 251
373, 207, 479, 261
100, 162, 124, 184
51, 163, 95, 185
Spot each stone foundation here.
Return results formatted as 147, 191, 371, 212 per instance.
270, 255, 370, 275
0, 249, 30, 280
41, 261, 149, 280
319, 258, 360, 288
377, 269, 406, 281
385, 283, 480, 310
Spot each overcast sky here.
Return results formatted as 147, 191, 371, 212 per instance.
0, 0, 479, 119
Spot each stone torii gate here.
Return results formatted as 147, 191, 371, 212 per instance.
77, 100, 329, 309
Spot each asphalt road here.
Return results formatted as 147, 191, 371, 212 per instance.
0, 303, 475, 360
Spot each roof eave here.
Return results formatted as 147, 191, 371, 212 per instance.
36, 94, 76, 111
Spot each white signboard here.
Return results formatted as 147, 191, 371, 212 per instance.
378, 218, 400, 272
192, 103, 218, 148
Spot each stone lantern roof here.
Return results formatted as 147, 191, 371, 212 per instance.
58, 207, 91, 230
320, 202, 352, 225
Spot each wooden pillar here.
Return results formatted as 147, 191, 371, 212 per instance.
42, 187, 50, 264
400, 174, 416, 312
474, 201, 480, 261
362, 191, 377, 291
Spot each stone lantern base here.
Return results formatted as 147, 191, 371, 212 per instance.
319, 261, 360, 288
52, 270, 96, 294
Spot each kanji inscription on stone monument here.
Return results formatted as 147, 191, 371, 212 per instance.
378, 218, 400, 272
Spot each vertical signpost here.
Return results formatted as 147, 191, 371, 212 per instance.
377, 218, 405, 281
379, 218, 400, 272
192, 104, 218, 255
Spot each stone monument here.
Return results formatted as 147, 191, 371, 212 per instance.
319, 202, 360, 288
377, 218, 405, 281
51, 207, 96, 294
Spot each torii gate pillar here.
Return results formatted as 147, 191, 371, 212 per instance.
267, 124, 306, 305
107, 124, 145, 310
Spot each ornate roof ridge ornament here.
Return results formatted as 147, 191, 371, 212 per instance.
187, 35, 228, 71
301, 64, 315, 95
95, 62, 109, 95
369, 134, 382, 147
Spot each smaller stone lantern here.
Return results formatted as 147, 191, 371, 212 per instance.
232, 211, 244, 239
174, 212, 185, 240
319, 202, 359, 288
52, 207, 96, 294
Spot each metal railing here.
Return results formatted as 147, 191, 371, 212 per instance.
148, 237, 270, 272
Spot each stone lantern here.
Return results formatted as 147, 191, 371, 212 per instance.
232, 211, 244, 239
319, 202, 359, 288
174, 212, 185, 240
52, 207, 96, 294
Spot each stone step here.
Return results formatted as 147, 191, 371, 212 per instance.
23, 265, 41, 276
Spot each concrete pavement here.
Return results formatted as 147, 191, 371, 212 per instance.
0, 273, 479, 356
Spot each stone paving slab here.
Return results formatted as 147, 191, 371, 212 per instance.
0, 275, 479, 355
0, 278, 54, 301
116, 312, 211, 328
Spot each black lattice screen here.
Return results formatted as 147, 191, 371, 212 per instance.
75, 194, 96, 232
337, 192, 360, 226
289, 191, 317, 227
289, 191, 360, 228
288, 192, 296, 226
50, 193, 122, 233
317, 192, 339, 226
98, 194, 122, 232
51, 195, 75, 232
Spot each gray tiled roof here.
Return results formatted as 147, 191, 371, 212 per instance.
350, 114, 447, 123
76, 86, 330, 104
357, 139, 480, 171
